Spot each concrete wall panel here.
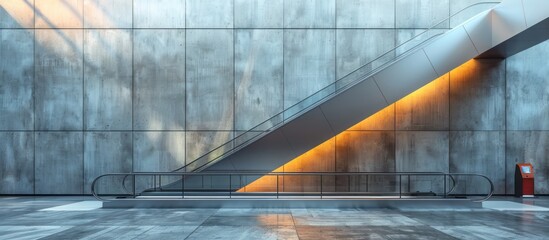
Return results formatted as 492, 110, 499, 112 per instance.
134, 30, 185, 130
186, 30, 234, 131
450, 59, 505, 130
35, 0, 83, 28
0, 132, 34, 194
35, 132, 83, 194
506, 41, 549, 130
336, 131, 395, 192
186, 0, 233, 28
83, 0, 132, 28
134, 0, 185, 28
133, 0, 185, 28
284, 30, 335, 109
336, 0, 395, 28
235, 30, 283, 131
0, 30, 34, 130
84, 30, 132, 130
336, 29, 395, 80
234, 0, 283, 28
84, 132, 132, 194
395, 74, 449, 130
506, 131, 549, 194
449, 131, 505, 194
396, 131, 449, 193
186, 131, 233, 168
396, 0, 449, 28
133, 132, 185, 191
35, 29, 83, 130
284, 0, 335, 28
133, 132, 185, 172
0, 0, 35, 28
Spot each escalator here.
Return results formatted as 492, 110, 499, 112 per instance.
94, 0, 549, 201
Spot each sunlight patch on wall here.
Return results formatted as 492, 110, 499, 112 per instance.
0, 0, 34, 28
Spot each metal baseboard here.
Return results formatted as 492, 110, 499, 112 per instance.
102, 198, 482, 209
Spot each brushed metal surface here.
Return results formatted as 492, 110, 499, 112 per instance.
423, 26, 479, 75
522, 0, 549, 27
373, 50, 439, 103
463, 10, 494, 54
490, 0, 527, 46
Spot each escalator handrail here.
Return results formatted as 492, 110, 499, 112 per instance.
93, 172, 494, 202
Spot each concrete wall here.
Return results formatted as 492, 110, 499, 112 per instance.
1, 0, 548, 195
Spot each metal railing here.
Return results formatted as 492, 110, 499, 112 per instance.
172, 2, 500, 173
92, 172, 494, 202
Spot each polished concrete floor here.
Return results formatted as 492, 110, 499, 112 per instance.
1, 196, 549, 239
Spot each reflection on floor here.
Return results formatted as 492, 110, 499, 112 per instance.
1, 196, 548, 239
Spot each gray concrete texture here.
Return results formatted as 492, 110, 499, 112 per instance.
235, 30, 283, 131
34, 29, 83, 131
0, 29, 34, 130
84, 29, 132, 131
450, 59, 505, 130
396, 131, 449, 193
336, 0, 395, 28
0, 132, 34, 194
34, 132, 84, 194
84, 132, 132, 194
133, 29, 185, 131
234, 0, 283, 28
336, 29, 395, 80
186, 29, 234, 131
284, 29, 335, 111
134, 0, 186, 28
0, 1, 548, 195
450, 131, 506, 194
